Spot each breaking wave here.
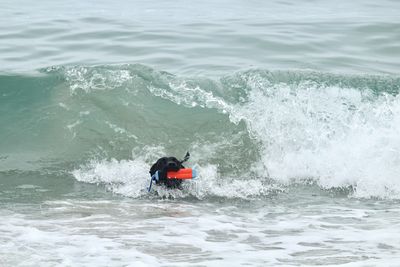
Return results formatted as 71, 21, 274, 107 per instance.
1, 64, 399, 199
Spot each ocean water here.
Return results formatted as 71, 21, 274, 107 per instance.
1, 0, 400, 266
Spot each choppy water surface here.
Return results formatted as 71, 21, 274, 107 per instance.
1, 0, 400, 266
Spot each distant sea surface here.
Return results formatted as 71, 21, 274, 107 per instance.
1, 0, 400, 266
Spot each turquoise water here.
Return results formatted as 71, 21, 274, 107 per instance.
1, 0, 400, 266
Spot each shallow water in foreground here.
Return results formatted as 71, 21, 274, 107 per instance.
2, 185, 400, 266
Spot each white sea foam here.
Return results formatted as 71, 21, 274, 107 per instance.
72, 157, 150, 198
1, 199, 400, 266
64, 66, 133, 94
72, 158, 273, 199
148, 80, 231, 113
233, 73, 400, 198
